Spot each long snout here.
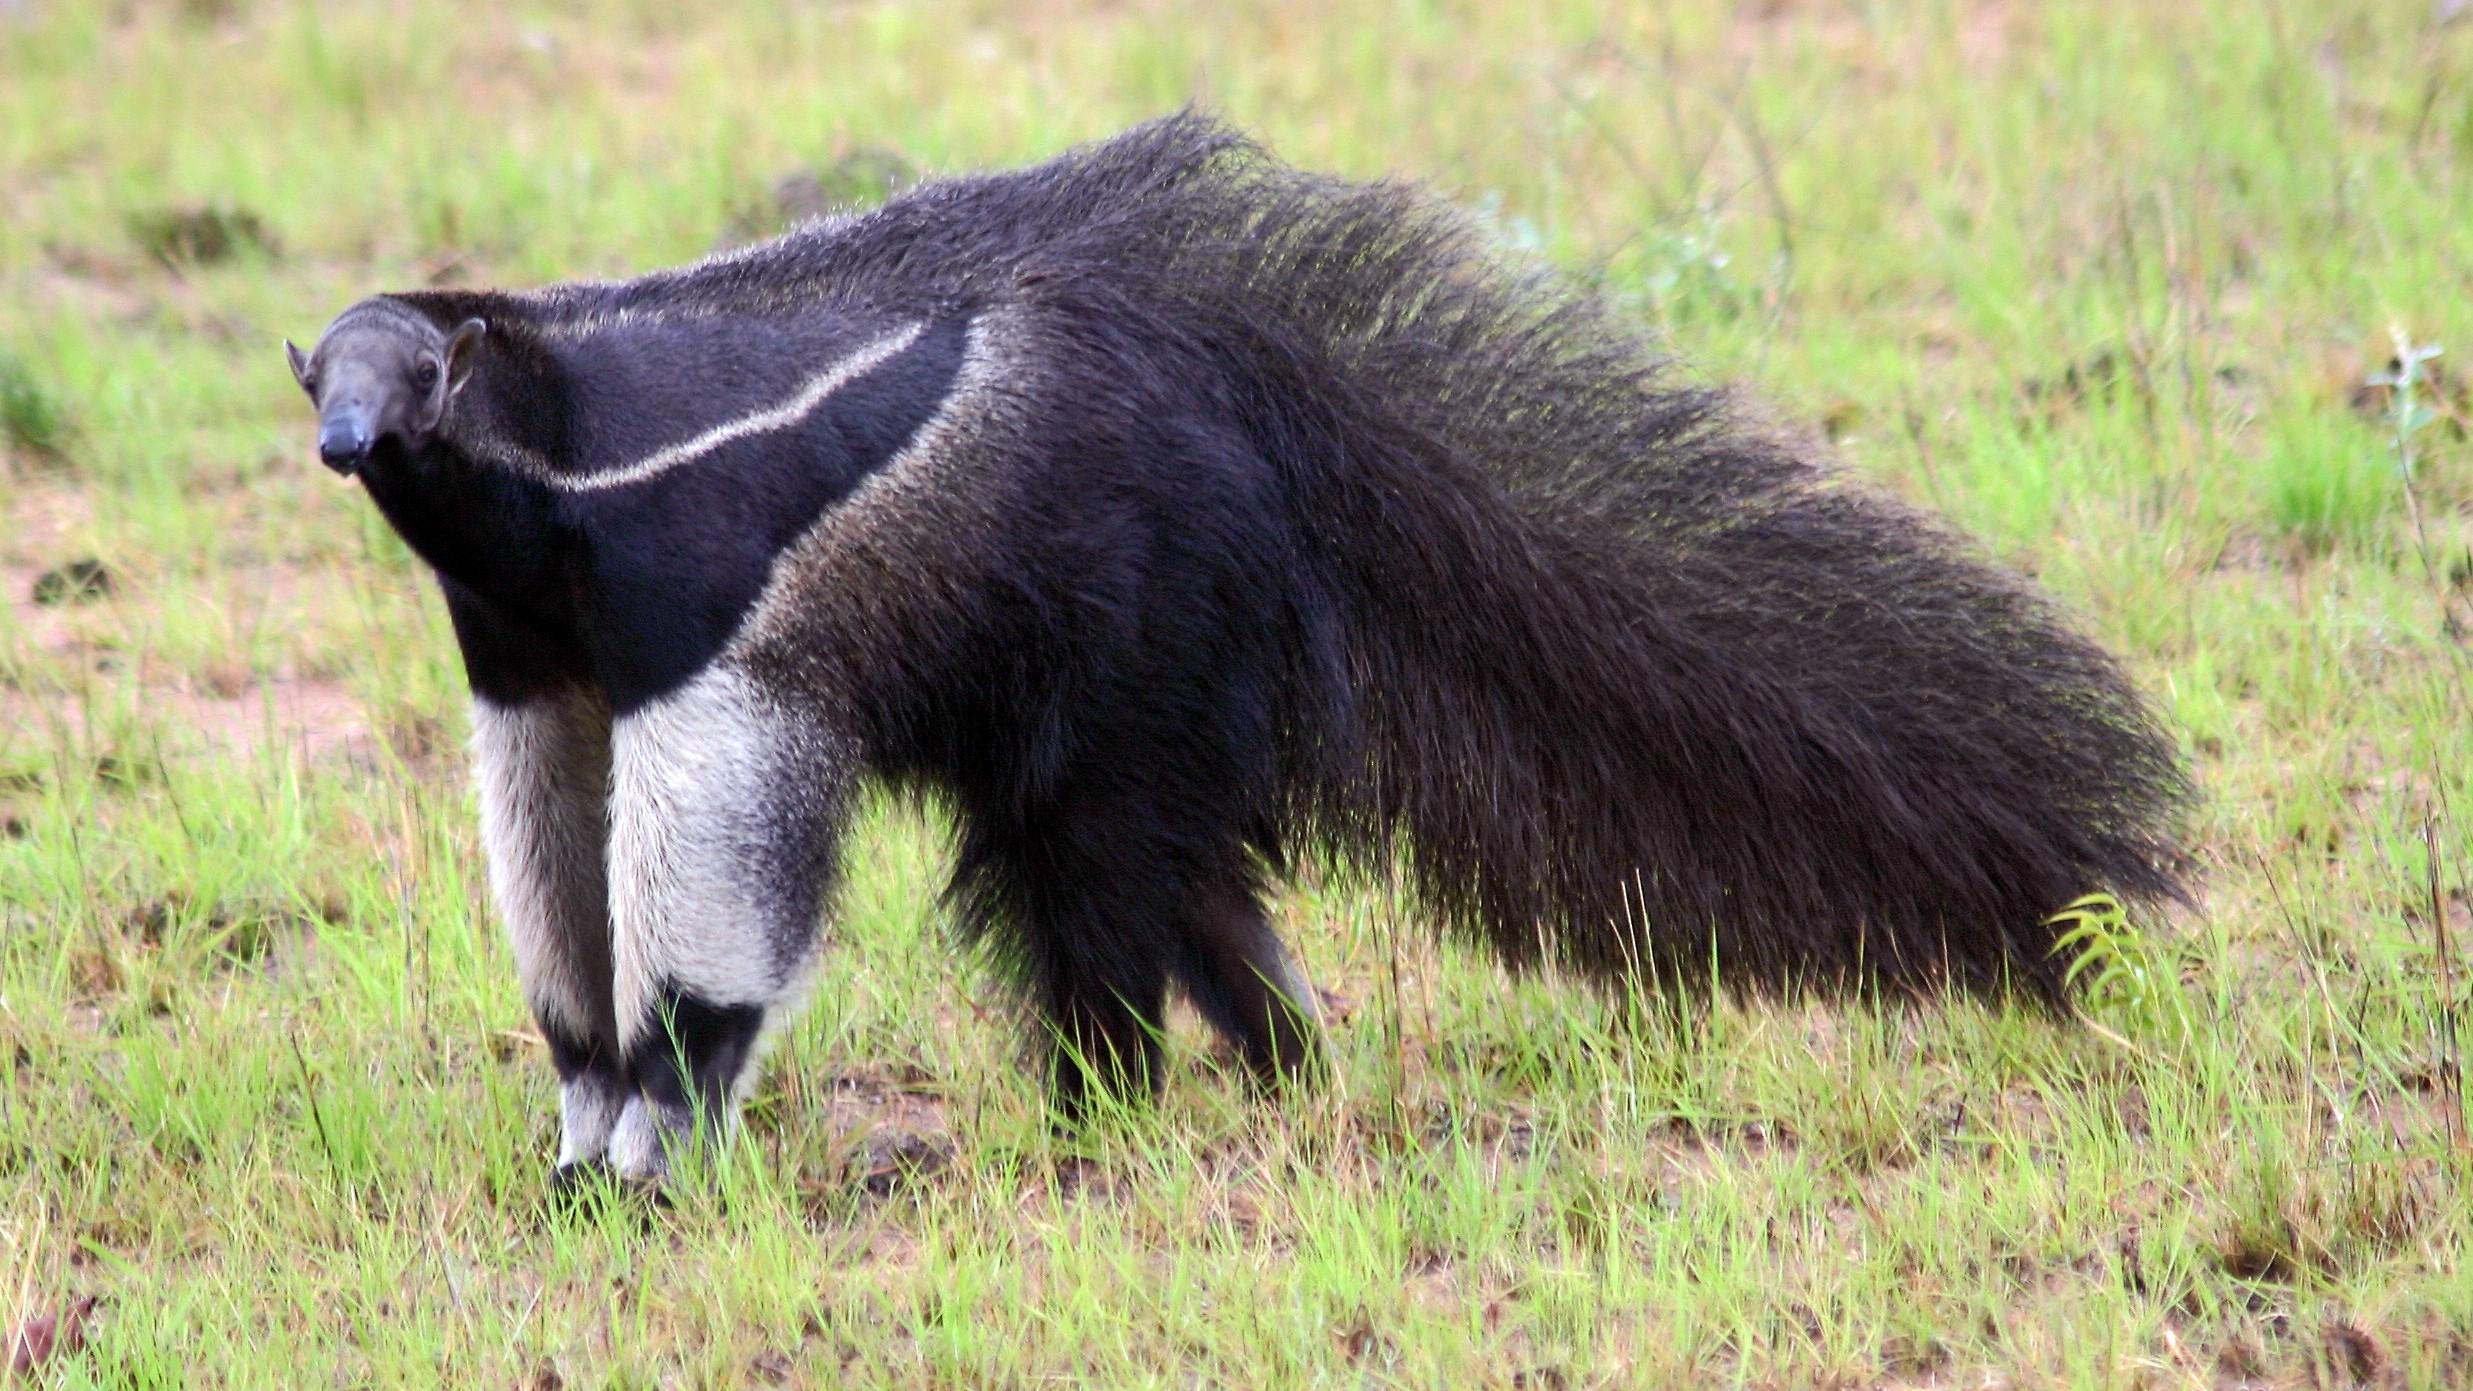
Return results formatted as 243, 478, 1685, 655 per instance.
316, 402, 375, 474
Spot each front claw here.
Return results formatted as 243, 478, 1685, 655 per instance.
547, 1157, 613, 1205
542, 1156, 672, 1227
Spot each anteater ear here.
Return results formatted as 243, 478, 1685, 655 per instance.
284, 338, 312, 392
443, 318, 486, 396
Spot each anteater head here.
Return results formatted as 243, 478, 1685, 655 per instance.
284, 301, 486, 475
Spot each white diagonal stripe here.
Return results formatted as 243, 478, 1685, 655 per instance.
560, 320, 926, 492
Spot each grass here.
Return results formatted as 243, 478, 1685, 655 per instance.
3, 0, 2471, 1385
0, 349, 69, 465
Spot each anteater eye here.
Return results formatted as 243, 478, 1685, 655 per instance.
414, 360, 439, 389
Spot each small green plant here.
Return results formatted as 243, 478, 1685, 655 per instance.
2051, 893, 2194, 1047
0, 348, 69, 464
2374, 330, 2459, 608
2367, 332, 2444, 486
2256, 406, 2393, 553
1611, 216, 1752, 326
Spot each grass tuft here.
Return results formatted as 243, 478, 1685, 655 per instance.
124, 203, 281, 269
0, 348, 70, 465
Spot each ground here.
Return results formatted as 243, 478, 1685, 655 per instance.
2, 1, 2470, 1386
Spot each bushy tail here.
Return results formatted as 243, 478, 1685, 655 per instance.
1166, 120, 2189, 999
814, 113, 2196, 999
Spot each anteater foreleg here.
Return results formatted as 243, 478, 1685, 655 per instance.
470, 684, 627, 1184
603, 666, 853, 1182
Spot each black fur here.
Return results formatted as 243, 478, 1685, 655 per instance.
345, 311, 967, 715
634, 990, 766, 1124
299, 114, 2193, 1126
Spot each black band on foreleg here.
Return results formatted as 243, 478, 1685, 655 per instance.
628, 986, 767, 1129
534, 1006, 630, 1185
538, 1013, 615, 1084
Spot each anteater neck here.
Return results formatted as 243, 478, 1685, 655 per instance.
357, 439, 573, 636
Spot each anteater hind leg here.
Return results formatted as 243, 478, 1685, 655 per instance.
469, 686, 627, 1182
953, 792, 1180, 1124
1024, 869, 1174, 1124
602, 666, 853, 1183
1043, 949, 1173, 1123
1176, 870, 1325, 1088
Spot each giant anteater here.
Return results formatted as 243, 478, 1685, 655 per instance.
285, 114, 2191, 1185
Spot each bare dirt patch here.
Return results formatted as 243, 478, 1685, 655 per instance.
2, 660, 374, 774
4, 481, 378, 774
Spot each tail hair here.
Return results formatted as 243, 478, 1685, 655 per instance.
809, 113, 2198, 1000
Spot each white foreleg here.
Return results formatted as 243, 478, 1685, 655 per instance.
602, 663, 853, 1181
471, 686, 625, 1171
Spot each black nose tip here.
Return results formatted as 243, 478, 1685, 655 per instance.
317, 419, 370, 472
